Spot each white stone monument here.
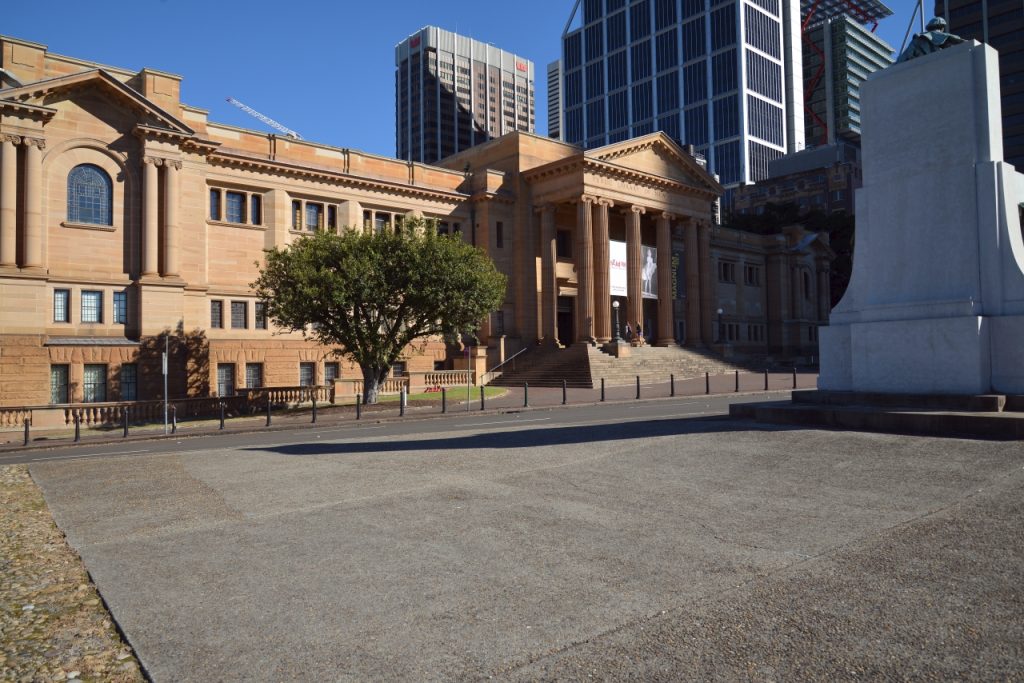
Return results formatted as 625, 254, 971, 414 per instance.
819, 41, 1024, 395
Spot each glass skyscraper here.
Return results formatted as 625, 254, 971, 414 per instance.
558, 0, 806, 186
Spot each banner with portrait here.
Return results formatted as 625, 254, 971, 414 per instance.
609, 241, 657, 300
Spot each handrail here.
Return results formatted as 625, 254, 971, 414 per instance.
480, 346, 530, 385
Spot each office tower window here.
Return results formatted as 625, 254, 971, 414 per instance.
609, 90, 629, 130
656, 28, 678, 73
566, 70, 583, 107
607, 11, 627, 50
747, 51, 783, 103
655, 0, 677, 29
712, 50, 738, 95
586, 62, 604, 98
657, 72, 679, 112
630, 0, 651, 40
585, 23, 603, 62
713, 94, 740, 137
748, 96, 784, 145
587, 101, 606, 138
565, 32, 583, 70
684, 104, 709, 146
630, 40, 652, 81
684, 62, 707, 103
714, 140, 742, 184
744, 5, 780, 58
711, 4, 738, 50
682, 0, 704, 19
632, 81, 653, 121
682, 19, 706, 61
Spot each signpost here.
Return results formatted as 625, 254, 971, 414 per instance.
162, 335, 169, 435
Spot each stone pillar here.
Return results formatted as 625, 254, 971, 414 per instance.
163, 160, 181, 277
698, 220, 714, 345
575, 196, 595, 343
142, 156, 160, 277
539, 204, 558, 345
684, 218, 701, 345
0, 135, 18, 267
23, 138, 44, 269
626, 206, 645, 336
593, 199, 612, 342
656, 212, 675, 346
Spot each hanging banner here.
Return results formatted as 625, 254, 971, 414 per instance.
609, 241, 658, 300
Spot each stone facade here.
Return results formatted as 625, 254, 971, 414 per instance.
0, 35, 832, 409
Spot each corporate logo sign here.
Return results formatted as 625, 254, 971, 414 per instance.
609, 241, 657, 300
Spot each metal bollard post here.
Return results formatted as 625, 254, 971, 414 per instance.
23, 418, 30, 447
266, 397, 272, 427
764, 369, 769, 391
562, 379, 567, 405
442, 387, 447, 414
705, 372, 710, 394
219, 402, 225, 430
74, 414, 81, 443
601, 377, 605, 402
523, 382, 529, 408
356, 393, 362, 420
400, 388, 405, 417
172, 405, 178, 434
311, 393, 317, 424
793, 366, 797, 389
735, 370, 739, 393
636, 375, 641, 400
670, 374, 675, 397
123, 407, 129, 438
480, 385, 485, 411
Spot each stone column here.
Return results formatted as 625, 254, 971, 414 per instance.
593, 199, 612, 342
23, 138, 45, 269
684, 218, 701, 345
0, 135, 18, 267
163, 160, 181, 277
698, 220, 714, 345
656, 212, 675, 346
576, 196, 595, 343
539, 204, 558, 345
626, 206, 645, 336
142, 156, 160, 277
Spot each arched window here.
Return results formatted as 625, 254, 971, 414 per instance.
67, 164, 113, 225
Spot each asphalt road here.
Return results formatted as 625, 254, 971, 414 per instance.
26, 401, 1024, 681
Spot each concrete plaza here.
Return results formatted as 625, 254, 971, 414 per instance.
30, 414, 1024, 681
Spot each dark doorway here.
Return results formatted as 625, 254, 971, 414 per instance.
557, 296, 574, 345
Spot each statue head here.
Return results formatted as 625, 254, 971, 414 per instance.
926, 16, 948, 32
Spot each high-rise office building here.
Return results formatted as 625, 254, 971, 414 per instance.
558, 0, 806, 187
802, 9, 893, 146
935, 0, 1023, 169
548, 60, 563, 139
395, 26, 536, 164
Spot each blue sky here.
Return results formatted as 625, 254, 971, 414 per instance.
7, 0, 923, 157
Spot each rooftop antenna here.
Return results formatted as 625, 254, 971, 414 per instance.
225, 97, 303, 140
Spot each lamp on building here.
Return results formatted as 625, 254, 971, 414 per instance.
717, 308, 724, 344
612, 300, 621, 342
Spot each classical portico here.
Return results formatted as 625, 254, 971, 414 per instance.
522, 133, 722, 347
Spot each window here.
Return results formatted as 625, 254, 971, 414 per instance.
210, 189, 222, 221
113, 290, 127, 325
299, 362, 316, 387
718, 260, 736, 283
225, 191, 245, 223
250, 195, 262, 226
292, 200, 302, 229
327, 205, 337, 231
324, 362, 340, 384
120, 364, 137, 401
81, 290, 102, 323
67, 164, 112, 225
496, 221, 504, 249
255, 302, 268, 330
556, 230, 573, 258
391, 361, 407, 377
374, 212, 391, 233
231, 301, 247, 329
54, 289, 70, 323
744, 264, 761, 287
83, 364, 107, 403
245, 363, 263, 389
50, 365, 69, 404
306, 203, 323, 231
217, 363, 235, 397
494, 310, 505, 335
210, 300, 223, 329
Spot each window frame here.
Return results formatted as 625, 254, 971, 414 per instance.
210, 300, 224, 329
82, 364, 108, 403
119, 363, 137, 401
53, 289, 70, 323
113, 290, 128, 325
81, 290, 103, 324
50, 364, 69, 404
67, 164, 113, 226
230, 301, 248, 329
254, 302, 268, 330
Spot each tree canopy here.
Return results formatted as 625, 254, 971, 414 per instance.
252, 220, 506, 403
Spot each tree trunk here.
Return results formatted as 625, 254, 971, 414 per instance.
361, 365, 388, 404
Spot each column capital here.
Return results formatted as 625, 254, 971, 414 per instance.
629, 205, 646, 215
576, 194, 597, 205
22, 137, 45, 150
164, 159, 182, 171
0, 134, 22, 145
596, 198, 614, 208
143, 156, 164, 167
659, 212, 676, 221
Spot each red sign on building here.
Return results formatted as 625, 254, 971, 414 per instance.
516, 62, 527, 72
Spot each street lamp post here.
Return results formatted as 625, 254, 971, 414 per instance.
612, 300, 621, 342
717, 308, 724, 344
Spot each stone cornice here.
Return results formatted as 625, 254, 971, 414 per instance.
208, 149, 469, 204
133, 123, 193, 143
0, 99, 57, 122
522, 154, 720, 201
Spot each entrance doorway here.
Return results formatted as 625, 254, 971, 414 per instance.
557, 296, 574, 345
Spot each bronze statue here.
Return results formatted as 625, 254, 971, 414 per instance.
898, 17, 965, 62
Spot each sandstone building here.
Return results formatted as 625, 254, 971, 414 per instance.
0, 35, 831, 408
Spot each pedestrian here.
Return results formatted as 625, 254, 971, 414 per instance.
635, 322, 644, 345
625, 322, 633, 340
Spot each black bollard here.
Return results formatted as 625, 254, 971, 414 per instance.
266, 397, 272, 427
356, 393, 362, 420
400, 388, 405, 417
735, 370, 739, 393
442, 387, 447, 414
670, 374, 675, 397
23, 418, 29, 447
219, 402, 225, 430
792, 366, 797, 389
601, 377, 605, 402
705, 372, 710, 394
636, 375, 640, 400
172, 405, 178, 434
74, 414, 81, 443
311, 393, 317, 424
480, 386, 485, 411
764, 369, 769, 391
123, 407, 129, 438
523, 382, 529, 408
562, 379, 567, 405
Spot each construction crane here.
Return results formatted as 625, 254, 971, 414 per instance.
225, 97, 303, 140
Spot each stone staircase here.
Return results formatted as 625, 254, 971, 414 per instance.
487, 343, 763, 389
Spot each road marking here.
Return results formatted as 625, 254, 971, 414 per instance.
28, 448, 152, 462
454, 417, 551, 427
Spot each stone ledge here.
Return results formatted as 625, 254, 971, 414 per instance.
792, 390, 1011, 413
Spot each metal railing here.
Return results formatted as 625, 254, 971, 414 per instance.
479, 347, 530, 385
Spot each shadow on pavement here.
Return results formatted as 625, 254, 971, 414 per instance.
245, 413, 797, 457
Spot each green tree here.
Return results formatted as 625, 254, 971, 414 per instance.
252, 219, 506, 404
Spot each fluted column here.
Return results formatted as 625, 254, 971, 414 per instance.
163, 160, 181, 277
23, 138, 45, 269
539, 204, 558, 345
684, 218, 701, 345
698, 220, 714, 345
656, 212, 674, 346
0, 135, 18, 267
593, 199, 612, 342
576, 196, 595, 343
626, 206, 645, 336
142, 156, 161, 277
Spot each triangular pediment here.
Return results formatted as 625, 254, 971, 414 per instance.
588, 132, 723, 194
0, 69, 193, 135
